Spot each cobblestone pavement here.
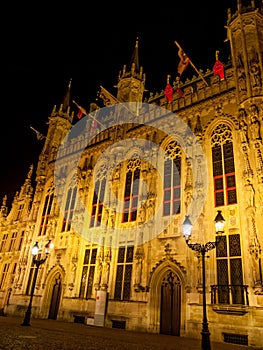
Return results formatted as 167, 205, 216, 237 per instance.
0, 316, 261, 350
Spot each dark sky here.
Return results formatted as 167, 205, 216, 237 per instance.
1, 1, 240, 207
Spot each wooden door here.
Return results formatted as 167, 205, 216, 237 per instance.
160, 270, 181, 336
48, 276, 62, 320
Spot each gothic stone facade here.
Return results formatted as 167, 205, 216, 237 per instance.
0, 2, 263, 348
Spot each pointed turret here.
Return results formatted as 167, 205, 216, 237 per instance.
226, 0, 263, 104
116, 37, 146, 112
36, 79, 74, 182
6, 164, 34, 223
0, 195, 8, 223
129, 36, 140, 74
61, 78, 72, 113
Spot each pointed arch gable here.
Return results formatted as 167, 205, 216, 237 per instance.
147, 258, 186, 334
41, 264, 65, 318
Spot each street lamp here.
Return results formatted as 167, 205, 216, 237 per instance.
21, 240, 53, 326
182, 210, 225, 350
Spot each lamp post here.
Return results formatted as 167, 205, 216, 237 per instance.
182, 210, 225, 350
21, 241, 52, 326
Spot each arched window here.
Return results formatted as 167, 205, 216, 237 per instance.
122, 159, 141, 223
39, 189, 54, 236
90, 166, 107, 228
61, 187, 77, 232
79, 247, 97, 299
211, 124, 237, 207
114, 245, 134, 300
163, 141, 182, 216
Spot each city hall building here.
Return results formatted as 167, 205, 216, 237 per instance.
0, 1, 262, 348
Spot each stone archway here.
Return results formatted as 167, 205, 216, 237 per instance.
148, 260, 186, 335
41, 266, 65, 319
48, 274, 62, 320
160, 270, 181, 335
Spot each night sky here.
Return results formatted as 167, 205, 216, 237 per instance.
1, 1, 241, 207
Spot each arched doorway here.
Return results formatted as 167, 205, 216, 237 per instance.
48, 275, 62, 320
160, 270, 181, 336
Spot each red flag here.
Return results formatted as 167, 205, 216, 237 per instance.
175, 41, 190, 76
77, 109, 83, 119
213, 60, 225, 80
90, 119, 98, 133
164, 83, 173, 102
213, 51, 225, 80
72, 100, 87, 119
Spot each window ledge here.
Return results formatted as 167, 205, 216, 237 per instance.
212, 305, 248, 315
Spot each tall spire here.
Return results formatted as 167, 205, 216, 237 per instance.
62, 78, 72, 113
129, 36, 140, 73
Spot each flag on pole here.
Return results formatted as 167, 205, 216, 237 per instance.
99, 86, 118, 106
213, 50, 225, 80
72, 100, 88, 119
30, 126, 46, 141
164, 75, 173, 103
175, 41, 209, 86
175, 41, 190, 76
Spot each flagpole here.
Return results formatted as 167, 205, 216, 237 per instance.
99, 86, 134, 113
72, 100, 105, 128
174, 41, 208, 86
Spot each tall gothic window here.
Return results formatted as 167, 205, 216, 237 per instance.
163, 141, 182, 216
211, 124, 237, 207
0, 263, 10, 290
38, 189, 54, 236
0, 234, 8, 253
15, 204, 24, 221
90, 167, 106, 227
79, 248, 97, 299
18, 231, 24, 251
216, 233, 244, 304
114, 246, 134, 300
8, 232, 17, 252
122, 159, 141, 223
61, 187, 77, 232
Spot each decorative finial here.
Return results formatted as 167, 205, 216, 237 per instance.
27, 164, 33, 179
237, 0, 242, 12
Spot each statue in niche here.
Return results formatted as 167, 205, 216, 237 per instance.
111, 164, 121, 199
245, 178, 255, 208
94, 255, 103, 288
148, 166, 157, 198
102, 208, 109, 226
237, 54, 247, 95
108, 209, 116, 227
250, 104, 259, 119
184, 191, 193, 212
249, 236, 262, 287
239, 119, 249, 144
246, 210, 261, 287
250, 59, 262, 88
250, 106, 261, 141
147, 198, 155, 221
68, 258, 77, 290
138, 205, 146, 224
101, 253, 110, 288
258, 175, 263, 206
134, 256, 142, 286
